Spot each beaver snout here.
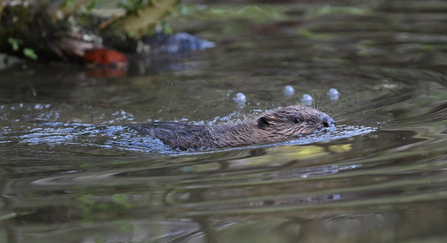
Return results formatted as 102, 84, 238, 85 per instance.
319, 114, 336, 132
321, 114, 336, 128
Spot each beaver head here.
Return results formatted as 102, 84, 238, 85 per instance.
255, 105, 335, 140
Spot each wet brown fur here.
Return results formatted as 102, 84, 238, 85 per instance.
131, 105, 335, 150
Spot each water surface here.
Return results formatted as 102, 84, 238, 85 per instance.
1, 0, 447, 242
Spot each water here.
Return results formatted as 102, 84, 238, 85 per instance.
1, 0, 447, 242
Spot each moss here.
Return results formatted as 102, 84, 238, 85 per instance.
0, 3, 60, 60
306, 6, 371, 17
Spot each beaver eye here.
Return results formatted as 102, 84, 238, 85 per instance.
294, 118, 301, 123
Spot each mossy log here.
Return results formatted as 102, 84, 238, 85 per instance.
0, 0, 181, 62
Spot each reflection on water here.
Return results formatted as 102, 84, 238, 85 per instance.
2, 0, 447, 242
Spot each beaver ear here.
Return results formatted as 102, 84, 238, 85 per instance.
257, 116, 270, 129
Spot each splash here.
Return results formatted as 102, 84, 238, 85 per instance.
10, 122, 376, 154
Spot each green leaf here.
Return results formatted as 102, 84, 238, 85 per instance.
7, 37, 23, 51
23, 48, 38, 60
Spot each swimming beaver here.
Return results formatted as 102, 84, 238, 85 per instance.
131, 105, 335, 150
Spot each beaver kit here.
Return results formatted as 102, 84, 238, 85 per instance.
131, 105, 335, 150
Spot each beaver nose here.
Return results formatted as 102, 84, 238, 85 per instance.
321, 115, 336, 127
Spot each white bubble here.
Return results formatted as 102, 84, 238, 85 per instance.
300, 94, 313, 105
327, 88, 339, 100
283, 85, 294, 96
233, 92, 246, 103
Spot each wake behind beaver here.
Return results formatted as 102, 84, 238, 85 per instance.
131, 105, 335, 150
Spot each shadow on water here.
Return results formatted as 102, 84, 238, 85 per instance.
1, 0, 447, 242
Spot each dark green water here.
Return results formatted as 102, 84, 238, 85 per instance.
1, 0, 447, 242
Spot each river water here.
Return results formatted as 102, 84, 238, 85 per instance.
1, 0, 447, 242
